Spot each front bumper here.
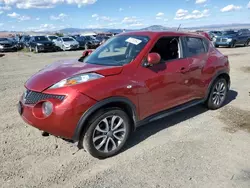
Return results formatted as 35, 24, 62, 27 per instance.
0, 46, 17, 52
18, 87, 96, 139
64, 45, 79, 51
214, 41, 233, 47
37, 45, 56, 52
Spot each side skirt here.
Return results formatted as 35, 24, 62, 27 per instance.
136, 99, 205, 127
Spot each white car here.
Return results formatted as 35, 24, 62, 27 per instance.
54, 37, 80, 51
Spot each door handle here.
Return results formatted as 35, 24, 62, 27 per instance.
179, 67, 189, 74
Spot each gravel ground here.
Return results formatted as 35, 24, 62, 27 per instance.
0, 47, 250, 188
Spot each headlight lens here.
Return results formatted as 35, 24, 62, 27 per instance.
0, 45, 3, 49
42, 102, 53, 117
227, 38, 233, 42
37, 43, 43, 46
49, 73, 104, 89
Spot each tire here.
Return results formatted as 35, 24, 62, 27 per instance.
80, 108, 131, 159
35, 46, 39, 53
206, 78, 228, 110
230, 41, 236, 48
215, 45, 219, 48
245, 40, 250, 47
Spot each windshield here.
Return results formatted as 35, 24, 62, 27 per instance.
48, 36, 58, 40
0, 38, 9, 42
34, 36, 49, 41
222, 31, 237, 35
62, 37, 74, 42
81, 35, 150, 66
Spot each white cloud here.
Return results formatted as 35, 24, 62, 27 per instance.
247, 1, 250, 9
129, 23, 143, 27
36, 17, 40, 20
175, 9, 209, 20
7, 12, 19, 18
7, 12, 30, 21
119, 8, 123, 11
0, 11, 3, 14
220, 4, 242, 12
0, 5, 11, 10
0, 0, 97, 9
195, 0, 207, 4
122, 16, 138, 23
156, 12, 164, 16
0, 23, 3, 26
50, 13, 68, 21
18, 15, 31, 21
27, 23, 56, 31
91, 13, 98, 18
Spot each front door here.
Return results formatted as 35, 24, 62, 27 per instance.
136, 36, 193, 120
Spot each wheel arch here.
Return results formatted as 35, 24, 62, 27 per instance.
205, 70, 230, 100
72, 97, 138, 141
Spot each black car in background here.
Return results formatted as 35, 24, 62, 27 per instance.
28, 36, 56, 53
81, 35, 101, 49
0, 38, 18, 52
19, 36, 31, 49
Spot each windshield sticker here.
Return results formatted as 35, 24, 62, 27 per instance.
126, 37, 142, 45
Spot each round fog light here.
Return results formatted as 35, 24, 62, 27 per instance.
42, 102, 53, 117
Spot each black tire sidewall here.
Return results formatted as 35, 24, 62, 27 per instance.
82, 108, 131, 159
207, 78, 228, 110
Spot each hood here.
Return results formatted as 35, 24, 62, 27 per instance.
0, 40, 13, 45
218, 34, 237, 39
25, 59, 123, 92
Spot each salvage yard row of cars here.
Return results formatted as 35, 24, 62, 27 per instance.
0, 29, 250, 53
0, 34, 111, 52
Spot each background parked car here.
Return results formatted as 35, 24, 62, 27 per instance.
80, 35, 100, 49
28, 36, 56, 53
19, 35, 31, 49
214, 30, 250, 48
54, 37, 79, 51
46, 35, 58, 43
0, 38, 18, 52
73, 36, 86, 49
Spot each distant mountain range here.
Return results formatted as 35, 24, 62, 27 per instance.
58, 23, 250, 34
1, 23, 250, 34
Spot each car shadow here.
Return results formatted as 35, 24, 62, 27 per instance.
0, 54, 5, 57
122, 90, 238, 153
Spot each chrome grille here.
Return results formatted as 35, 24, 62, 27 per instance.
221, 39, 227, 42
24, 90, 65, 104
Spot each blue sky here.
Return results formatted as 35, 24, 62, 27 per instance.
0, 0, 249, 31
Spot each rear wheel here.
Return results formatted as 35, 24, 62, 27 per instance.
206, 78, 228, 110
80, 108, 131, 159
230, 41, 236, 48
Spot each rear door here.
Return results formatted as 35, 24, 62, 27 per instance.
183, 36, 209, 99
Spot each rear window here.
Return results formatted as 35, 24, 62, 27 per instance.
185, 37, 205, 56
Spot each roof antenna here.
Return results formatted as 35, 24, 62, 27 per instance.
177, 24, 181, 31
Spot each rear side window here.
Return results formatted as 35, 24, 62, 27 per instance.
185, 37, 205, 57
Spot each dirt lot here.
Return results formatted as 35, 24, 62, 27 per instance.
0, 47, 250, 188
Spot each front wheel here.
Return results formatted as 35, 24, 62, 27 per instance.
80, 108, 131, 159
206, 78, 228, 110
230, 41, 236, 48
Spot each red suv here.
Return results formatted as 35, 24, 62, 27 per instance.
18, 31, 230, 158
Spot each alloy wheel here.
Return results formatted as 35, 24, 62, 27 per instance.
212, 81, 227, 106
92, 115, 126, 153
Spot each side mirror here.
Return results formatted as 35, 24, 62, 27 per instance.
147, 53, 161, 65
79, 49, 93, 61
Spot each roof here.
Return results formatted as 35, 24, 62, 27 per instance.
119, 31, 206, 39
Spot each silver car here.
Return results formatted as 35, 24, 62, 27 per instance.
54, 37, 79, 51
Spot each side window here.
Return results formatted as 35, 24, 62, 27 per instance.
149, 37, 180, 62
185, 37, 205, 57
202, 38, 210, 52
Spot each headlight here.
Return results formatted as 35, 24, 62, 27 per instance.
0, 45, 3, 49
49, 73, 104, 89
37, 43, 43, 46
42, 102, 53, 117
227, 38, 233, 42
